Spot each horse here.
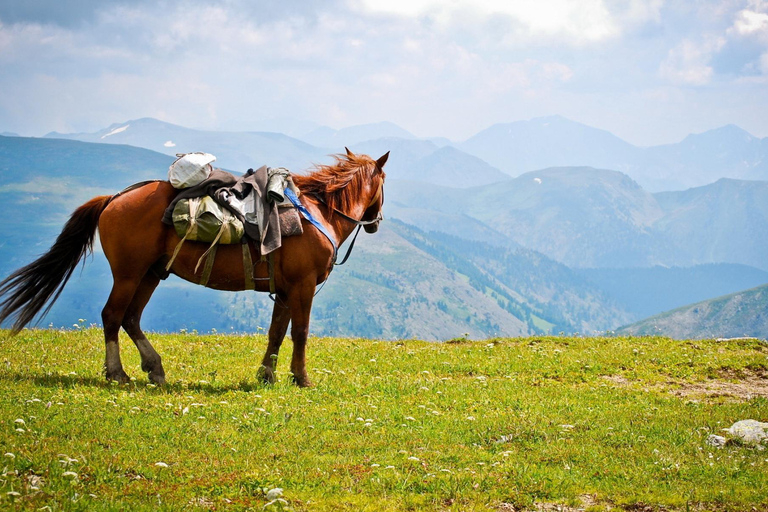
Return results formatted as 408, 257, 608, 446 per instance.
0, 149, 388, 388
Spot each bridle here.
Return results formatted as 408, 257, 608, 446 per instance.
314, 178, 384, 228
311, 176, 383, 266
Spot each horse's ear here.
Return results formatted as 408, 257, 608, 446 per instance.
345, 147, 354, 157
376, 151, 390, 169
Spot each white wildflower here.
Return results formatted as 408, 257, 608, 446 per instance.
14, 419, 25, 426
407, 456, 420, 461
265, 488, 283, 500
62, 471, 78, 478
154, 462, 169, 468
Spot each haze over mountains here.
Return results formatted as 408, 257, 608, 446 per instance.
45, 115, 768, 192
1, 114, 766, 339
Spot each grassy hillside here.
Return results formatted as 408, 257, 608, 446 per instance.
619, 284, 768, 340
0, 330, 766, 511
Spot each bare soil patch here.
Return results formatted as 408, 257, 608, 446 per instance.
602, 369, 768, 401
497, 494, 602, 512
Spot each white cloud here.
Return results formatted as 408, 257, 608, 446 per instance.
732, 9, 768, 35
360, 0, 619, 42
659, 37, 725, 86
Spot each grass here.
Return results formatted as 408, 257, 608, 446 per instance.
0, 329, 767, 511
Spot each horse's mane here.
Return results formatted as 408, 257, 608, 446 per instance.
293, 153, 384, 217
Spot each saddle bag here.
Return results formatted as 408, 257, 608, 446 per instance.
171, 196, 244, 244
165, 196, 245, 285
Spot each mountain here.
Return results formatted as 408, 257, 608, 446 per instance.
394, 166, 668, 268
247, 117, 321, 139
45, 119, 510, 189
457, 116, 768, 192
353, 138, 509, 187
646, 125, 768, 188
458, 115, 647, 179
309, 221, 631, 339
654, 179, 768, 271
301, 121, 417, 148
617, 284, 768, 339
45, 117, 327, 174
578, 264, 768, 319
386, 169, 768, 271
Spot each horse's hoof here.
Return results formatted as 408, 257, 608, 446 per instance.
256, 365, 276, 385
148, 372, 166, 386
290, 374, 313, 388
105, 370, 131, 384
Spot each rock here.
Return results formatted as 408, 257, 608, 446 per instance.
726, 419, 768, 445
707, 434, 727, 448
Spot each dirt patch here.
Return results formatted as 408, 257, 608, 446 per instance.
669, 376, 768, 400
497, 495, 602, 512
602, 370, 768, 401
602, 375, 631, 386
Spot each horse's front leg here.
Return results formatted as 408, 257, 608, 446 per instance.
257, 293, 291, 384
287, 280, 316, 388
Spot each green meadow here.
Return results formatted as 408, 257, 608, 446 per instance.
0, 329, 766, 511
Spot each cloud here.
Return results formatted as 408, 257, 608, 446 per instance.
0, 0, 766, 145
731, 6, 768, 37
361, 0, 618, 43
659, 37, 726, 86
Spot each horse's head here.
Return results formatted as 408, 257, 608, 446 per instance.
346, 147, 387, 233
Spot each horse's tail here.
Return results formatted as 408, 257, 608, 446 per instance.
0, 195, 114, 333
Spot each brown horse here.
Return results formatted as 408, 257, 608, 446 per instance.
0, 149, 388, 387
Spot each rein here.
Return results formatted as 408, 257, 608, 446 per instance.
312, 179, 383, 266
284, 181, 383, 268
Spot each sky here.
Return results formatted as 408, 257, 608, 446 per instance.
1, 0, 767, 146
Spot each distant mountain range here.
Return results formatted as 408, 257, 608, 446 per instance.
45, 118, 508, 188
457, 116, 768, 191
386, 168, 768, 272
3, 112, 768, 339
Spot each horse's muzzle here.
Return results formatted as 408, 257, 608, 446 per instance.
364, 221, 380, 234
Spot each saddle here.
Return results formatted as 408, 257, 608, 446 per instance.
160, 165, 304, 289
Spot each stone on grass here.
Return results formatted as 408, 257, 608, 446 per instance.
706, 434, 727, 448
726, 419, 768, 445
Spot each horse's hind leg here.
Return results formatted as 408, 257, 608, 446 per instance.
101, 277, 143, 383
257, 293, 291, 384
122, 272, 165, 385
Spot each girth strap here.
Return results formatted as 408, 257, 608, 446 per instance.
242, 240, 255, 290
199, 245, 217, 287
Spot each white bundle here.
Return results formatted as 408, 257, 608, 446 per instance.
168, 152, 216, 189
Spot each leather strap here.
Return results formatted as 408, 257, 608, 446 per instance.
242, 240, 255, 290
199, 245, 217, 287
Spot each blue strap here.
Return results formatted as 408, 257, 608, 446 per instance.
284, 188, 338, 264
